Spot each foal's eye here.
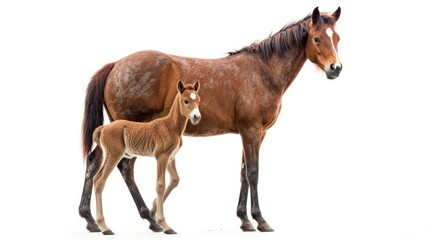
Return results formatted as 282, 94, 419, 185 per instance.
183, 100, 189, 105
313, 37, 321, 44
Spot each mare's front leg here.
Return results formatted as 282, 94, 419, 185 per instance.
150, 158, 180, 219
238, 129, 273, 232
237, 152, 256, 231
117, 157, 163, 232
78, 147, 102, 232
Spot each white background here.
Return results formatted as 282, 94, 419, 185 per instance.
1, 1, 429, 240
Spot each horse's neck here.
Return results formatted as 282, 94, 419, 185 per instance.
166, 94, 188, 135
267, 48, 307, 93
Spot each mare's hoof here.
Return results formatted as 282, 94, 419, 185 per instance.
102, 230, 115, 235
164, 229, 177, 234
86, 222, 101, 232
257, 222, 274, 232
149, 222, 164, 232
240, 221, 256, 232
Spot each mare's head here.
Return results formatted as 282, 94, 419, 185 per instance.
177, 80, 201, 125
305, 7, 342, 79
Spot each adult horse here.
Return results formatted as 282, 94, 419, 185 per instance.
79, 6, 342, 233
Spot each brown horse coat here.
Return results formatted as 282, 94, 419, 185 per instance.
79, 7, 342, 233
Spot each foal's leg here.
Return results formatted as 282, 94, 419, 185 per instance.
238, 129, 273, 232
150, 158, 180, 219
93, 152, 124, 235
78, 147, 102, 232
155, 153, 176, 234
117, 157, 163, 232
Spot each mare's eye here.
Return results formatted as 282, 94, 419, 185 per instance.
313, 37, 321, 43
183, 100, 189, 105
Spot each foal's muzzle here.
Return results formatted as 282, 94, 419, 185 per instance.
326, 63, 342, 79
190, 108, 201, 125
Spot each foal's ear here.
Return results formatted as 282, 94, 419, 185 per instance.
177, 80, 185, 93
193, 81, 200, 92
332, 7, 341, 21
311, 7, 321, 25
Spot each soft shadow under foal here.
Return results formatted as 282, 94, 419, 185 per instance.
85, 80, 201, 235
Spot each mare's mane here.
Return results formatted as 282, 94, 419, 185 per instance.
228, 12, 337, 61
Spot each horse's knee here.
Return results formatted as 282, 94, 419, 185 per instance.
246, 166, 259, 184
156, 182, 165, 194
170, 176, 180, 188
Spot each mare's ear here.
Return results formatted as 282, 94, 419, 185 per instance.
177, 80, 185, 93
311, 7, 320, 25
193, 81, 200, 92
332, 7, 341, 21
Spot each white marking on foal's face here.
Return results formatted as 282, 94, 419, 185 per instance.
190, 93, 196, 100
189, 107, 201, 124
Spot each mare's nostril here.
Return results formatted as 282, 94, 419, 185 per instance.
330, 63, 342, 72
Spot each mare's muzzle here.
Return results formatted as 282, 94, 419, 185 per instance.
326, 63, 342, 79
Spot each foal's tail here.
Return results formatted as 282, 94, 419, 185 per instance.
81, 62, 115, 160
92, 126, 104, 146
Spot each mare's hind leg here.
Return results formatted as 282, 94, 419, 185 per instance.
150, 158, 180, 219
78, 147, 102, 232
238, 129, 273, 232
117, 157, 163, 232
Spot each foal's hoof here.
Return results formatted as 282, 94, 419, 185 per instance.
240, 221, 256, 232
257, 222, 274, 232
149, 222, 164, 232
164, 229, 177, 234
86, 222, 101, 232
102, 230, 115, 235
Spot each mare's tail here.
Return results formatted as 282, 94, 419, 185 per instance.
81, 62, 115, 160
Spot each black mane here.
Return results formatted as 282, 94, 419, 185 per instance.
228, 13, 336, 61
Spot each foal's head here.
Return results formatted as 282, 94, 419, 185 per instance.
305, 7, 342, 79
177, 80, 201, 125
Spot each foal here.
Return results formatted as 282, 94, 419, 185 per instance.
91, 80, 201, 235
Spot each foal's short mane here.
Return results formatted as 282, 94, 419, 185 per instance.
228, 12, 337, 61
